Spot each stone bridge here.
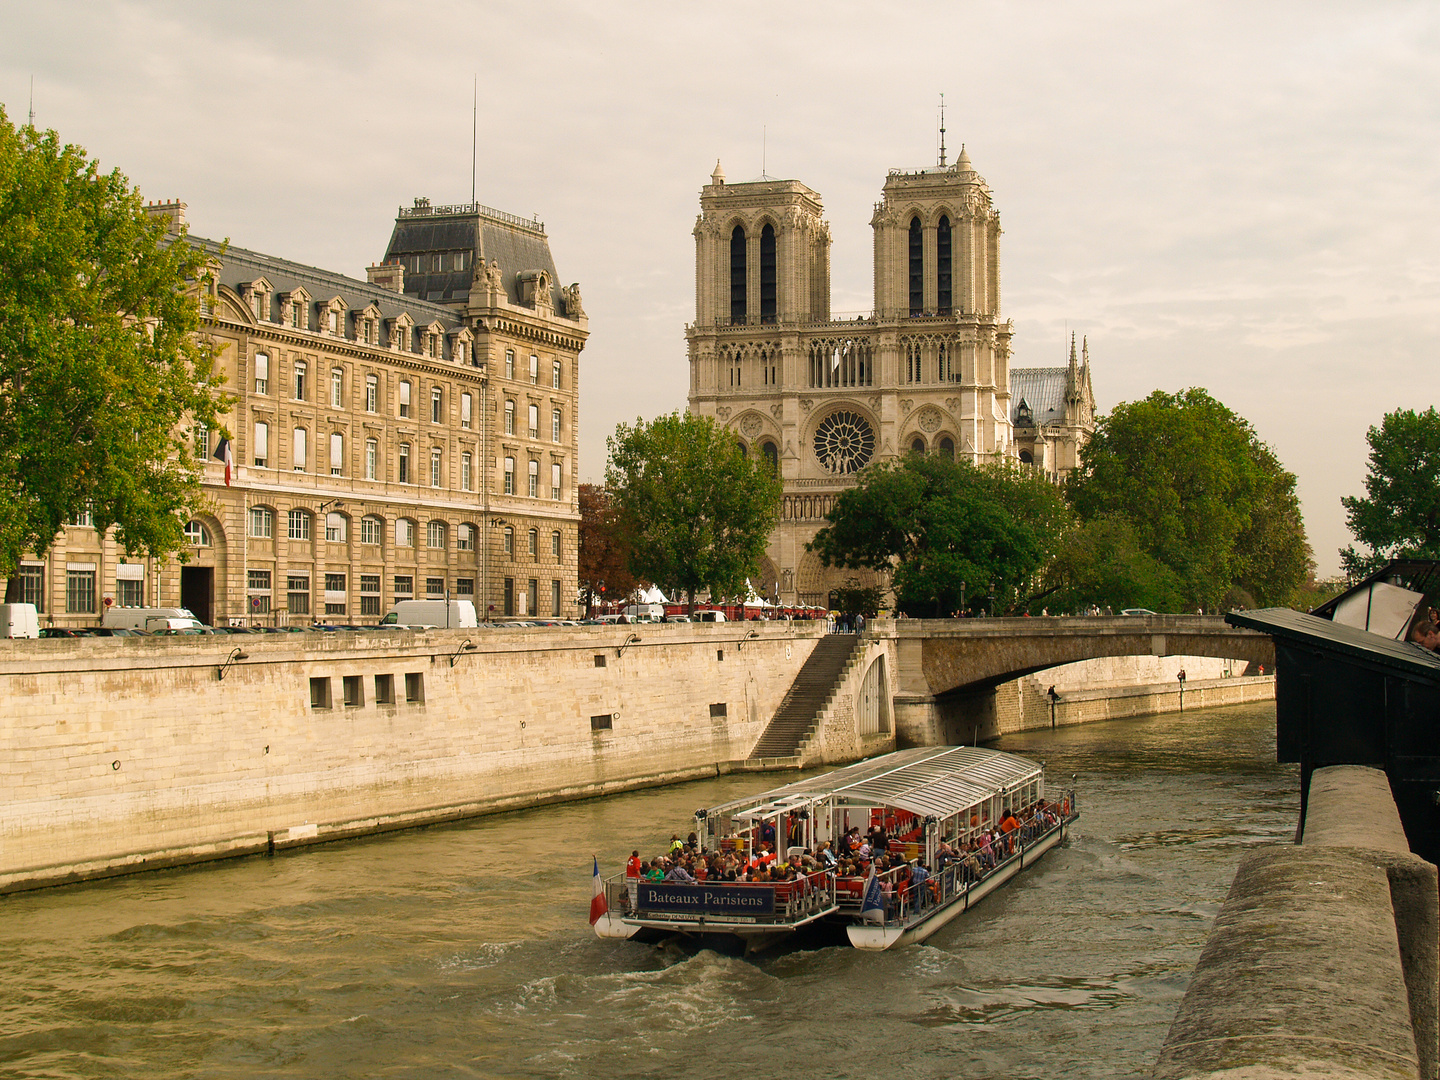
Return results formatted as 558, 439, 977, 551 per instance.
870, 615, 1275, 745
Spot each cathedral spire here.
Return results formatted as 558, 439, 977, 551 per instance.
938, 93, 947, 167
711, 159, 726, 186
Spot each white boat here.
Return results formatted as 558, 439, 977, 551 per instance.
593, 746, 1078, 952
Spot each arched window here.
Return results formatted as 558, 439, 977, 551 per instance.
908, 217, 924, 316
361, 516, 382, 545
184, 520, 211, 546
939, 437, 955, 460
760, 223, 776, 324
461, 451, 472, 491
292, 427, 307, 471
761, 440, 778, 473
325, 512, 347, 543
457, 523, 475, 551
527, 458, 539, 498
504, 456, 515, 495
910, 437, 926, 455
288, 509, 311, 540
528, 528, 538, 557
1019, 450, 1035, 465
427, 521, 446, 549
937, 215, 952, 315
365, 438, 377, 480
730, 225, 747, 325
396, 518, 414, 547
551, 530, 561, 558
503, 526, 514, 555
737, 441, 747, 458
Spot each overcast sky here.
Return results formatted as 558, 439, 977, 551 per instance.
6, 0, 1439, 576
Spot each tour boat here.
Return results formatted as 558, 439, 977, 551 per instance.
592, 745, 1078, 952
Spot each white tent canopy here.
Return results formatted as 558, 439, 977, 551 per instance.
637, 585, 669, 605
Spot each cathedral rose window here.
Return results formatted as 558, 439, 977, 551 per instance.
814, 410, 875, 474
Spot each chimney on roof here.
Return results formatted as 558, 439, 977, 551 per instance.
367, 262, 405, 293
143, 200, 187, 235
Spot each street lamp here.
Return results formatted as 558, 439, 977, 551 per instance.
959, 580, 966, 616
987, 581, 996, 618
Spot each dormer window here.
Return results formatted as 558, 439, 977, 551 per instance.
1016, 401, 1033, 425
246, 281, 273, 322
291, 300, 304, 328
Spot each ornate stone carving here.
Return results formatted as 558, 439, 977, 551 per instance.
918, 407, 942, 432
813, 410, 875, 475
740, 413, 763, 438
945, 397, 961, 412
716, 406, 731, 420
869, 395, 880, 409
900, 398, 913, 414
770, 403, 783, 420
561, 282, 584, 318
800, 397, 814, 415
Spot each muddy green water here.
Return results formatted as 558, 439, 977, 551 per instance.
0, 701, 1295, 1079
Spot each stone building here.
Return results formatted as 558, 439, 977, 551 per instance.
12, 198, 586, 627
686, 150, 1094, 609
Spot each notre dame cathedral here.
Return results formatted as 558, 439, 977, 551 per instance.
686, 146, 1096, 609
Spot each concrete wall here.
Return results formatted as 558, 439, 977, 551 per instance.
1152, 765, 1439, 1080
0, 623, 825, 893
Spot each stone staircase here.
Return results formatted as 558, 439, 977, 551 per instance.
746, 634, 862, 765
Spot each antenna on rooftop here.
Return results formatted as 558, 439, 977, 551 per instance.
763, 124, 767, 179
471, 75, 477, 206
938, 93, 946, 167
28, 75, 34, 128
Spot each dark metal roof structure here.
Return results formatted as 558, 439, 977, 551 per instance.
1228, 607, 1440, 680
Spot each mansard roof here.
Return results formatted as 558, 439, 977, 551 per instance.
1009, 367, 1069, 426
382, 200, 564, 311
188, 235, 461, 331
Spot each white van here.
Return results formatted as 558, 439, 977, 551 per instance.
103, 607, 204, 632
379, 599, 478, 628
695, 610, 727, 623
622, 602, 665, 623
0, 603, 39, 638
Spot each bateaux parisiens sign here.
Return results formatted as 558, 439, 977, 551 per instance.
637, 882, 776, 916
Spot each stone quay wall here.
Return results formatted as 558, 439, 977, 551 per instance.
0, 623, 826, 895
1152, 765, 1439, 1080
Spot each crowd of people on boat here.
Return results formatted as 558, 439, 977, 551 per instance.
621, 796, 1071, 918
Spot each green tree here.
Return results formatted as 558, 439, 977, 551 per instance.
809, 454, 1071, 616
1043, 515, 1184, 614
0, 110, 226, 578
1066, 388, 1312, 610
1340, 407, 1440, 578
605, 412, 781, 610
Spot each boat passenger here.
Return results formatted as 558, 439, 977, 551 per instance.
911, 862, 931, 910
665, 861, 696, 883
627, 850, 643, 878
669, 834, 684, 854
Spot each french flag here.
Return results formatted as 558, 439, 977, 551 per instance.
589, 855, 608, 926
212, 437, 233, 487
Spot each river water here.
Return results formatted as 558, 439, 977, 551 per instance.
0, 701, 1296, 1080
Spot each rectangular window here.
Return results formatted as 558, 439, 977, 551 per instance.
254, 352, 269, 395
430, 450, 442, 488
460, 393, 472, 429
552, 579, 561, 617
460, 452, 472, 492
249, 507, 273, 538
253, 422, 269, 467
527, 578, 538, 618
343, 675, 363, 707
551, 462, 561, 501
365, 374, 378, 413
502, 528, 513, 555
292, 300, 303, 329
405, 672, 424, 703
288, 510, 311, 541
365, 438, 377, 480
505, 350, 515, 379
193, 421, 209, 459
287, 575, 311, 616
709, 703, 728, 718
118, 578, 144, 608
325, 573, 346, 593
331, 369, 343, 409
504, 457, 514, 495
431, 388, 442, 423
374, 673, 394, 704
360, 595, 381, 617
361, 517, 380, 545
325, 513, 346, 543
292, 427, 307, 471
69, 508, 92, 528
426, 577, 445, 597
328, 308, 339, 335
552, 408, 561, 443
503, 576, 514, 616
398, 443, 410, 484
427, 521, 446, 549
528, 403, 539, 439
330, 432, 343, 476
528, 529, 538, 557
591, 714, 612, 731
551, 530, 561, 558
552, 359, 562, 389
529, 354, 539, 384
325, 602, 347, 616
16, 565, 43, 612
310, 677, 331, 709
504, 400, 515, 435
527, 459, 538, 498
594, 655, 607, 668
399, 380, 411, 417
394, 575, 414, 597
458, 524, 475, 551
360, 574, 380, 595
396, 519, 414, 547
454, 577, 474, 596
293, 360, 306, 401
248, 570, 272, 592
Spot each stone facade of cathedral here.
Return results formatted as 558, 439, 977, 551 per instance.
686, 152, 1094, 609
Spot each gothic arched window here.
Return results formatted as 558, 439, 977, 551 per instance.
761, 440, 778, 473
910, 437, 926, 456
908, 216, 924, 317
730, 226, 747, 325
939, 437, 955, 460
760, 223, 777, 324
937, 215, 952, 316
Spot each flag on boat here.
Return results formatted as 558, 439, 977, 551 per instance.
589, 855, 608, 925
212, 437, 233, 487
860, 864, 885, 923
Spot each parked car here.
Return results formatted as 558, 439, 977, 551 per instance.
661, 614, 692, 623
39, 627, 85, 638
1121, 608, 1158, 616
82, 627, 149, 637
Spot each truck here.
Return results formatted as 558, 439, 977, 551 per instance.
379, 599, 479, 629
102, 606, 205, 632
0, 603, 39, 638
